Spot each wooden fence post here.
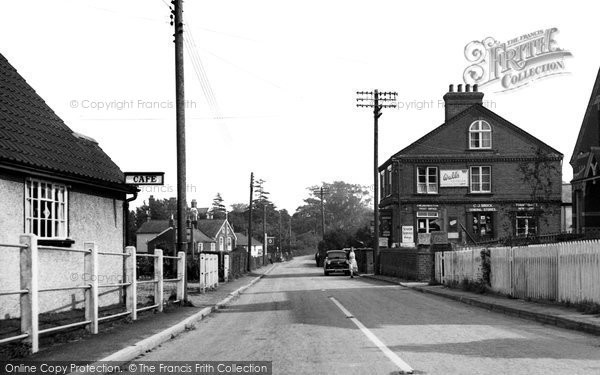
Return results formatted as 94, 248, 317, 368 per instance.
177, 251, 185, 303
199, 253, 205, 294
84, 242, 98, 334
125, 246, 137, 320
19, 234, 38, 353
154, 249, 164, 312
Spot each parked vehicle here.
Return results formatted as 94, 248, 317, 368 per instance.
323, 250, 350, 276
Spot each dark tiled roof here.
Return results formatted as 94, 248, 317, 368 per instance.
234, 232, 262, 247
0, 53, 130, 189
193, 228, 214, 243
137, 220, 170, 234
197, 219, 226, 239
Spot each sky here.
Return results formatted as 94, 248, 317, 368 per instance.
1, 0, 597, 213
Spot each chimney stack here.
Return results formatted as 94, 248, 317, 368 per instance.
442, 83, 484, 122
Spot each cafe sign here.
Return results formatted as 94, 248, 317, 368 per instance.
440, 169, 468, 187
124, 172, 165, 185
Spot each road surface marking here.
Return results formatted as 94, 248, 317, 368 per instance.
329, 296, 414, 374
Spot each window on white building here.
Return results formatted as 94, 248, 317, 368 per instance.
470, 166, 491, 193
469, 120, 492, 149
25, 179, 68, 239
417, 167, 438, 194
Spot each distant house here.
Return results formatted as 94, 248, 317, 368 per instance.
0, 52, 137, 316
137, 218, 235, 254
570, 68, 600, 234
234, 232, 263, 257
146, 223, 215, 258
136, 220, 170, 253
196, 219, 236, 251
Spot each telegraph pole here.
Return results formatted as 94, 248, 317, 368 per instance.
312, 186, 329, 241
172, 0, 187, 259
356, 90, 397, 275
278, 210, 282, 258
247, 172, 254, 272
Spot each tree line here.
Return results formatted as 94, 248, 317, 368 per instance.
128, 180, 374, 254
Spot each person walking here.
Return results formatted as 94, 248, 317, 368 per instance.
349, 248, 358, 279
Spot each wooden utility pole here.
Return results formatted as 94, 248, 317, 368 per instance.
356, 90, 397, 275
247, 173, 254, 272
312, 186, 329, 241
173, 0, 187, 257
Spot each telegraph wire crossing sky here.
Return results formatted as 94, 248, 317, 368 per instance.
0, 0, 597, 212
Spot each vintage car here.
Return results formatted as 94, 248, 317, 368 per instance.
323, 250, 349, 276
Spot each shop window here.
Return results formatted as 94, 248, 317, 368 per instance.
417, 212, 440, 233
417, 167, 438, 194
25, 179, 68, 239
469, 120, 492, 149
516, 215, 537, 236
470, 166, 491, 193
472, 212, 494, 240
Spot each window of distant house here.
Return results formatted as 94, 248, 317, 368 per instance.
416, 212, 440, 233
25, 179, 68, 239
210, 243, 216, 251
516, 215, 537, 237
227, 237, 232, 251
417, 167, 438, 194
197, 243, 203, 252
380, 170, 385, 198
469, 120, 492, 149
219, 237, 224, 251
470, 166, 491, 193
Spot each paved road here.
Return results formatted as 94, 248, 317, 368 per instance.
137, 256, 600, 374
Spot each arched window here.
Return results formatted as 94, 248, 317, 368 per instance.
469, 120, 492, 149
219, 237, 224, 251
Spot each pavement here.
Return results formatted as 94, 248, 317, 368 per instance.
26, 264, 276, 363
361, 273, 600, 336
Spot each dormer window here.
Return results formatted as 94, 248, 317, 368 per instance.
469, 120, 492, 149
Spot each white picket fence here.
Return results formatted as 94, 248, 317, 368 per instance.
490, 241, 600, 303
435, 248, 483, 284
438, 240, 600, 304
0, 234, 186, 354
199, 253, 219, 293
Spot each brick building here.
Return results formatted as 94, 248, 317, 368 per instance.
570, 68, 600, 234
379, 84, 563, 247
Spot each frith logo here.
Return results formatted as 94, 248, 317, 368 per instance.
463, 28, 572, 92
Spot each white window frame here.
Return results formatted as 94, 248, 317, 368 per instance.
416, 211, 440, 233
469, 120, 492, 149
470, 166, 491, 193
197, 243, 203, 252
210, 243, 216, 251
219, 236, 224, 251
226, 237, 232, 251
516, 214, 537, 237
417, 167, 438, 194
25, 178, 68, 239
